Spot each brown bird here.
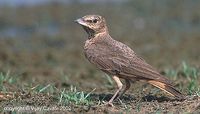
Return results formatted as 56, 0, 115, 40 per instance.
75, 15, 184, 105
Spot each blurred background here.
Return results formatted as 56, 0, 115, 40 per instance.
0, 0, 199, 90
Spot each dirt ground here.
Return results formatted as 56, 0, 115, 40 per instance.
0, 2, 200, 113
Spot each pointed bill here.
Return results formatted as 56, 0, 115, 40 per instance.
75, 18, 88, 26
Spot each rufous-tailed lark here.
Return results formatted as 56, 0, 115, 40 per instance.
75, 15, 184, 106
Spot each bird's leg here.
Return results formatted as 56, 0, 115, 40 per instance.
107, 75, 123, 106
115, 79, 131, 99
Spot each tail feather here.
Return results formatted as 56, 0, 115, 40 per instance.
148, 80, 185, 100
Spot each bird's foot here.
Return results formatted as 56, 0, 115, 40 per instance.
107, 101, 114, 107
102, 101, 114, 107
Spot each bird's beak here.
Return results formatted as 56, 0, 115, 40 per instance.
74, 18, 87, 26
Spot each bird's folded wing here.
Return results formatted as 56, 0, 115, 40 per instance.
92, 55, 173, 85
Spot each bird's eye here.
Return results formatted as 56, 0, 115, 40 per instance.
86, 19, 98, 23
93, 19, 98, 23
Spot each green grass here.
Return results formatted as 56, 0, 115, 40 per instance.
187, 80, 200, 96
180, 62, 199, 96
58, 86, 95, 106
30, 84, 58, 94
0, 71, 18, 92
181, 61, 199, 80
164, 61, 200, 96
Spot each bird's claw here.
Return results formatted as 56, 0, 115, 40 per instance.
107, 102, 114, 107
107, 102, 115, 107
102, 101, 115, 107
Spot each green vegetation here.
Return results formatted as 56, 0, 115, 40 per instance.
181, 61, 199, 80
30, 84, 58, 94
58, 86, 95, 106
0, 71, 18, 92
164, 61, 200, 96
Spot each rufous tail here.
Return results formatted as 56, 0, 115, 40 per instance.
148, 80, 185, 100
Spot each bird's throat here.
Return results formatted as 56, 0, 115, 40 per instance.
82, 26, 95, 39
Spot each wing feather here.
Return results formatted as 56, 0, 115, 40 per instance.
92, 54, 173, 85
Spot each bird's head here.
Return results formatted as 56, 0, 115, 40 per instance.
75, 15, 108, 38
